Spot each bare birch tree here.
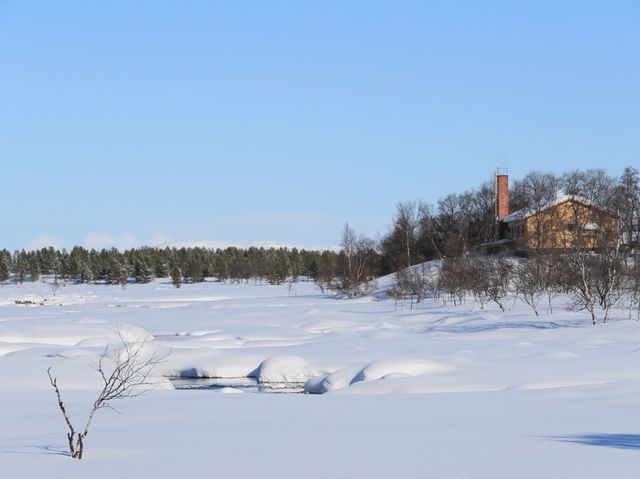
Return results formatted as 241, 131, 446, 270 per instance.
395, 263, 433, 308
47, 332, 168, 459
514, 257, 545, 316
438, 257, 467, 306
624, 260, 640, 320
335, 225, 378, 298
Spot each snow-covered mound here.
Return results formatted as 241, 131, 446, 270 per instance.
0, 318, 150, 355
161, 348, 265, 379
374, 260, 442, 296
251, 355, 322, 385
305, 358, 446, 394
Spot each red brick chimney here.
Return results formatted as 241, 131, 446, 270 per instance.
497, 173, 509, 222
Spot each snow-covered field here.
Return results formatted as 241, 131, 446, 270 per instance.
2, 275, 640, 478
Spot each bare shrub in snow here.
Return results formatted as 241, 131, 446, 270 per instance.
562, 253, 600, 325
334, 224, 378, 298
314, 250, 337, 294
438, 257, 467, 306
394, 263, 433, 308
623, 259, 640, 320
538, 254, 564, 314
460, 258, 487, 310
559, 196, 624, 324
50, 279, 60, 297
469, 256, 512, 312
593, 250, 625, 323
47, 332, 168, 459
562, 250, 623, 325
513, 258, 545, 316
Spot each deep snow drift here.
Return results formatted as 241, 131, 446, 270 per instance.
1, 276, 640, 478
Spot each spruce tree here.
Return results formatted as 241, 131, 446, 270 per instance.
0, 250, 10, 283
170, 266, 182, 288
80, 262, 93, 283
12, 250, 28, 283
118, 264, 129, 290
267, 249, 290, 284
290, 248, 301, 281
134, 258, 154, 283
29, 260, 40, 282
186, 258, 204, 283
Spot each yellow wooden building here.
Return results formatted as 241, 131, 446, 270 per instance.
500, 194, 618, 251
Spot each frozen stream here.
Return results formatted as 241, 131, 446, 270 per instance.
169, 377, 305, 394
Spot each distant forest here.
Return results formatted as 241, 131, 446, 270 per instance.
1, 167, 638, 295
0, 246, 338, 287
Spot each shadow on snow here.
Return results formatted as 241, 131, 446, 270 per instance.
0, 445, 70, 456
549, 434, 640, 450
415, 321, 581, 334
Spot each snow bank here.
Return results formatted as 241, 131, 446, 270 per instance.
0, 319, 150, 352
161, 348, 267, 378
251, 355, 322, 385
351, 358, 445, 383
305, 358, 446, 394
219, 387, 244, 394
374, 260, 442, 295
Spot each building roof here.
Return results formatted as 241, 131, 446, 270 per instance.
502, 192, 596, 223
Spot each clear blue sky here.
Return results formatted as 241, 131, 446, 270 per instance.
1, 0, 638, 251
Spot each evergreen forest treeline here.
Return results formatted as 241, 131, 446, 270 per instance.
0, 246, 345, 287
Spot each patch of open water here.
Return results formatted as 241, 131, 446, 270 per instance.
170, 377, 305, 394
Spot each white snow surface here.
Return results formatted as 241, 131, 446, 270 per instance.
305, 358, 446, 394
252, 355, 323, 384
2, 274, 640, 477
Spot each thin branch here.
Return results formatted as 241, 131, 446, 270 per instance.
47, 367, 76, 457
47, 330, 170, 459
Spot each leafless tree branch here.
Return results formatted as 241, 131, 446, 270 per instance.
47, 330, 169, 459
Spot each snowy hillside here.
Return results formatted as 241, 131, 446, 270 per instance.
2, 277, 640, 478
